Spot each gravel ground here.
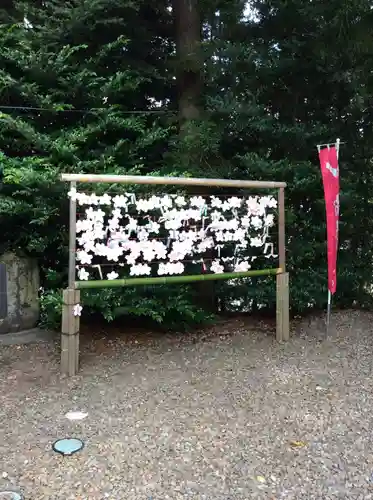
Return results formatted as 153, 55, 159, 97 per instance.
1, 310, 373, 499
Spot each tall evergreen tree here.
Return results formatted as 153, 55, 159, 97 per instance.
2, 0, 373, 327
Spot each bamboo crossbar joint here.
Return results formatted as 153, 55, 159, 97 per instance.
61, 173, 286, 189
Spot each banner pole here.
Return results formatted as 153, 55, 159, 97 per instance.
325, 138, 340, 336
326, 290, 332, 335
336, 138, 340, 159
317, 139, 341, 338
326, 139, 341, 337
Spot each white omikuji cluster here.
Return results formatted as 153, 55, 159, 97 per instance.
68, 188, 278, 282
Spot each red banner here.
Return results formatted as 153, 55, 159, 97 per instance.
318, 146, 340, 295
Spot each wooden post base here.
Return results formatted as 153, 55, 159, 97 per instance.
276, 272, 290, 342
61, 288, 80, 376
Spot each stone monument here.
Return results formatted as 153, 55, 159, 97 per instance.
0, 252, 40, 334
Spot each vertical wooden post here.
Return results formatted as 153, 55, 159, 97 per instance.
61, 288, 80, 376
276, 272, 290, 341
278, 187, 286, 273
68, 181, 77, 289
276, 188, 290, 341
61, 181, 80, 376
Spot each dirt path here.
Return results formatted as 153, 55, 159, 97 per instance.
0, 310, 373, 499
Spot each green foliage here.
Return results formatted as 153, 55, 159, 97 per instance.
40, 286, 214, 331
2, 0, 373, 332
83, 285, 214, 330
39, 288, 63, 330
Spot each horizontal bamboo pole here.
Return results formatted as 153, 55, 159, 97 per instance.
61, 173, 286, 189
75, 268, 281, 289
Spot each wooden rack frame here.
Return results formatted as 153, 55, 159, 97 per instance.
60, 173, 289, 376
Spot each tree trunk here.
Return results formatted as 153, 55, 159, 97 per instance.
172, 0, 216, 312
172, 0, 201, 124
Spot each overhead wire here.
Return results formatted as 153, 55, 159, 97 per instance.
0, 105, 176, 114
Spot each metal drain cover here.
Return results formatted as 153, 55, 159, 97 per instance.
52, 438, 84, 456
